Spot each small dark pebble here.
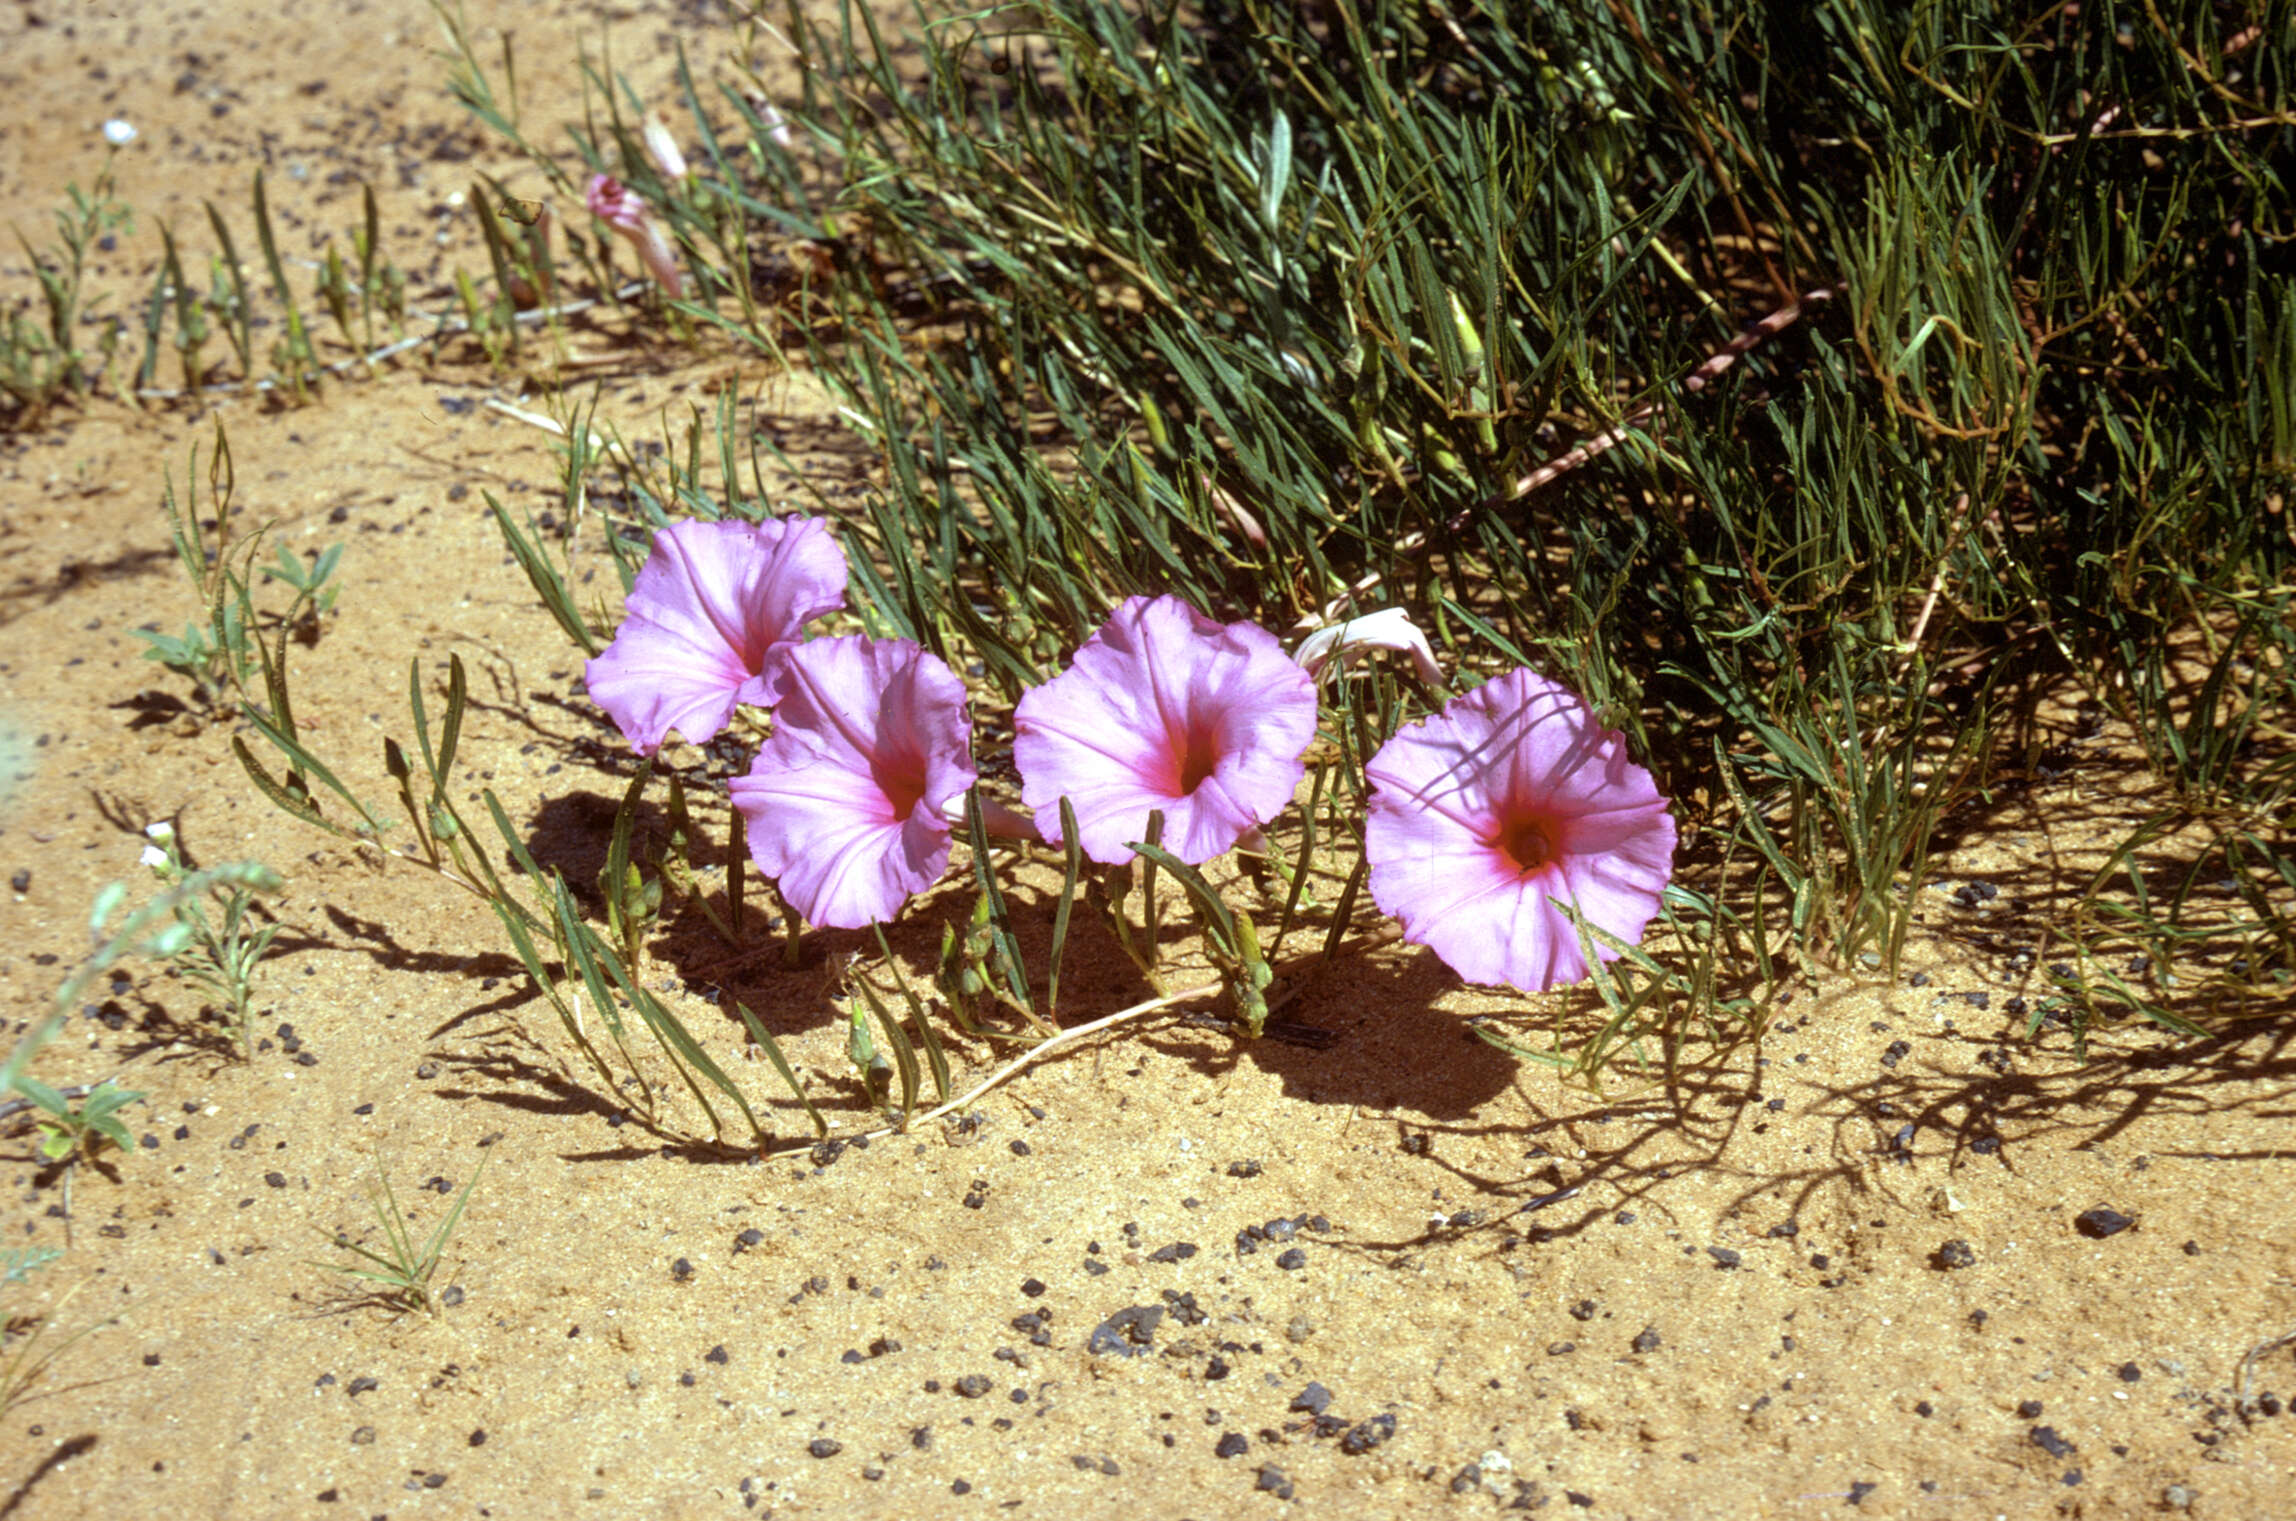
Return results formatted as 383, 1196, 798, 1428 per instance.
347, 1377, 379, 1397
955, 1374, 993, 1398
1971, 1136, 2003, 1156
735, 1228, 764, 1251
9, 869, 29, 893
2118, 1363, 2141, 1383
1615, 1211, 1638, 1225
422, 1472, 448, 1490
1451, 1463, 1484, 1494
1021, 1277, 1046, 1298
1847, 1480, 1877, 1506
350, 1426, 376, 1445
807, 1438, 842, 1459
1908, 972, 1929, 987
2183, 1240, 2202, 1256
1546, 1342, 1576, 1357
2259, 1393, 2283, 1417
1290, 1383, 1332, 1416
1400, 1134, 1431, 1155
1275, 1248, 1307, 1271
2063, 1470, 2083, 1487
2030, 1426, 2076, 1459
439, 1285, 464, 1308
1570, 1299, 1598, 1321
1879, 1040, 1911, 1069
1933, 1240, 1976, 1271
671, 1258, 695, 1282
706, 1345, 728, 1365
1339, 1414, 1395, 1455
469, 1430, 486, 1447
1147, 1242, 1199, 1264
1706, 1247, 1742, 1270
415, 1061, 439, 1080
1632, 1327, 1662, 1354
951, 1479, 971, 1495
1226, 1159, 1262, 1178
1214, 1432, 1248, 1459
1256, 1465, 1293, 1498
1009, 1139, 1031, 1156
264, 1172, 288, 1189
2018, 1400, 2045, 1419
1767, 1221, 1799, 1239
1566, 1492, 1594, 1508
1915, 1401, 1934, 1417
2075, 1206, 2137, 1239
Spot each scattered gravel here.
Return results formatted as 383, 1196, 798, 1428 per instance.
1087, 1305, 1163, 1358
1340, 1414, 1395, 1454
2030, 1426, 2076, 1459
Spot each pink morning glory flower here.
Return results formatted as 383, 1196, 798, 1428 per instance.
583, 516, 847, 755
1364, 668, 1676, 992
585, 172, 685, 295
727, 636, 977, 929
1014, 595, 1317, 866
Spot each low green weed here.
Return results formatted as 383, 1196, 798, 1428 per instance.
315, 1157, 487, 1316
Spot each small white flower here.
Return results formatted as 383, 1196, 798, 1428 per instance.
140, 844, 170, 871
755, 101, 794, 153
143, 820, 174, 842
641, 112, 687, 181
1294, 607, 1445, 689
102, 119, 137, 147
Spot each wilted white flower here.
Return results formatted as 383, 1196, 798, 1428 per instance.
1294, 607, 1446, 689
102, 119, 137, 147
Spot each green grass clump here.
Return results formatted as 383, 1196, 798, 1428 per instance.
280, 0, 2293, 1099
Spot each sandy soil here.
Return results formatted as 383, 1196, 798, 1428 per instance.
3, 3, 2293, 1518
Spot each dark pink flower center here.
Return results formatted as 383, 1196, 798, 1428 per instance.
1495, 814, 1555, 875
1175, 722, 1219, 796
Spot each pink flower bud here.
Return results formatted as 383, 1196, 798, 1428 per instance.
584, 173, 686, 297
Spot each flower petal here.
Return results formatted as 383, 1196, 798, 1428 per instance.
1015, 595, 1316, 865
728, 635, 974, 929
584, 517, 846, 754
1364, 666, 1675, 993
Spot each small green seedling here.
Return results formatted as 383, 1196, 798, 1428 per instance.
316, 1156, 487, 1315
10, 1078, 143, 1164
